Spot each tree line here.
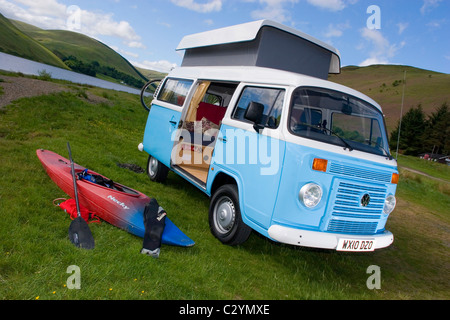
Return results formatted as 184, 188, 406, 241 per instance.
389, 102, 449, 156
62, 55, 145, 89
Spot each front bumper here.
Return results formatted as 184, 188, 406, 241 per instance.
268, 224, 394, 251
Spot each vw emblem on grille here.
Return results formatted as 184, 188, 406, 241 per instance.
361, 194, 371, 207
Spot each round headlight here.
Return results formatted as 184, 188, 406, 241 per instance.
384, 195, 396, 214
299, 183, 323, 208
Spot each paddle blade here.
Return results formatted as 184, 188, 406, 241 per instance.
68, 217, 95, 249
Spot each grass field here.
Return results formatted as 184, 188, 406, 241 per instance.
0, 75, 448, 301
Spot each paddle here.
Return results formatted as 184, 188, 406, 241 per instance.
67, 142, 95, 249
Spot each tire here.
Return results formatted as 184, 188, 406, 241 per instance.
140, 79, 162, 112
146, 155, 169, 183
209, 184, 252, 246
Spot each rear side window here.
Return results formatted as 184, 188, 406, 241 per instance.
157, 78, 193, 107
232, 86, 285, 129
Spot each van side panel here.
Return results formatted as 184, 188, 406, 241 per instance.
210, 124, 285, 232
143, 104, 181, 167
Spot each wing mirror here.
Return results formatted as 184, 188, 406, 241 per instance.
244, 101, 265, 132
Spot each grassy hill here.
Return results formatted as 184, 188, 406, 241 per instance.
135, 67, 167, 80
0, 16, 148, 88
10, 19, 147, 85
0, 13, 69, 70
329, 65, 450, 133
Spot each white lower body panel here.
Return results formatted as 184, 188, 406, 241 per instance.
268, 225, 394, 251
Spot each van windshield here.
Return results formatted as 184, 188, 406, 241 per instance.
289, 87, 391, 157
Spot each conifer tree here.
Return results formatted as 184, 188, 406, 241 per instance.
422, 102, 449, 155
389, 105, 426, 156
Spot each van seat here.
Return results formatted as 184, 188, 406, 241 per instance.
196, 102, 226, 125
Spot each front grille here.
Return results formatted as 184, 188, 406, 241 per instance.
327, 219, 378, 234
329, 162, 391, 183
326, 180, 387, 235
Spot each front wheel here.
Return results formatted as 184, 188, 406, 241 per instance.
146, 155, 169, 183
209, 184, 251, 246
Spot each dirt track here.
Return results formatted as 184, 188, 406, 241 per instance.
0, 75, 68, 109
0, 74, 112, 109
400, 166, 449, 183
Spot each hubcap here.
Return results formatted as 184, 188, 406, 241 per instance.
149, 157, 158, 176
214, 197, 235, 234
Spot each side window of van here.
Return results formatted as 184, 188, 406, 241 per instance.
232, 86, 285, 129
157, 78, 193, 107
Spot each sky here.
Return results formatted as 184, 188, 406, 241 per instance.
0, 0, 449, 74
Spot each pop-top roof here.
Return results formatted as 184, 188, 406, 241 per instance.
176, 20, 341, 79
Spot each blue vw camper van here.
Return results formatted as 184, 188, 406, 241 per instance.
138, 20, 398, 252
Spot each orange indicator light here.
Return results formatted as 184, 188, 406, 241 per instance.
312, 158, 328, 172
391, 173, 399, 184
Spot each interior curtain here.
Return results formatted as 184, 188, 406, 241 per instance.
185, 81, 211, 122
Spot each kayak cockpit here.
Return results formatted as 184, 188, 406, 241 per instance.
77, 169, 140, 196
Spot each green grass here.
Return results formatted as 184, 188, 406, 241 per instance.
397, 154, 450, 181
0, 77, 449, 300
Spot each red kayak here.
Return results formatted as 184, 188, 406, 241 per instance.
37, 149, 194, 247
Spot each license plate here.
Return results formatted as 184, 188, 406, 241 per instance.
337, 238, 376, 252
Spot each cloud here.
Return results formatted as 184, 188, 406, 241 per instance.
359, 28, 405, 66
0, 0, 66, 29
75, 9, 145, 48
132, 60, 177, 73
324, 21, 350, 38
170, 0, 222, 13
250, 0, 357, 24
250, 0, 299, 23
0, 0, 145, 49
306, 0, 358, 11
397, 22, 408, 35
420, 0, 442, 15
13, 0, 66, 17
110, 45, 139, 59
426, 19, 447, 28
306, 0, 345, 11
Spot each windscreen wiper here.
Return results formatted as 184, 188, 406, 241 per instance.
298, 122, 354, 151
372, 141, 393, 160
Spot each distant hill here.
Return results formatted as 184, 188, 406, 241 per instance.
329, 65, 450, 132
0, 15, 148, 88
11, 19, 147, 83
135, 67, 167, 80
0, 13, 69, 69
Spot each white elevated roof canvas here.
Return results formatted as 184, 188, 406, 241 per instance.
176, 20, 341, 78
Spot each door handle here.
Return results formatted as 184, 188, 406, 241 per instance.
218, 136, 227, 142
169, 120, 177, 126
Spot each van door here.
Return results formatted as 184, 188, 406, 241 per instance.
212, 85, 286, 231
142, 78, 193, 167
172, 81, 238, 186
